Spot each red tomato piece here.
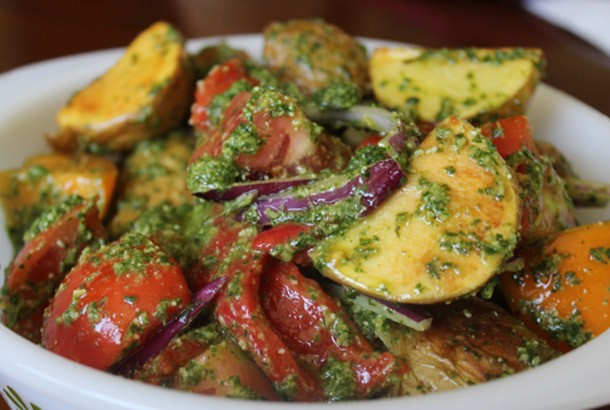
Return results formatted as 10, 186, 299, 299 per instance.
189, 88, 349, 180
480, 115, 538, 158
260, 261, 406, 399
3, 198, 106, 343
356, 134, 382, 150
42, 233, 191, 371
172, 337, 280, 400
214, 244, 323, 401
186, 215, 249, 291
252, 223, 312, 254
190, 58, 258, 134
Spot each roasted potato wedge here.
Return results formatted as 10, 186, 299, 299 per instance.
48, 21, 194, 152
109, 131, 195, 237
263, 19, 369, 95
311, 116, 521, 303
0, 153, 117, 249
371, 298, 558, 395
370, 47, 544, 123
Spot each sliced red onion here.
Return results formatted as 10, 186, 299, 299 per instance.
359, 295, 432, 331
246, 158, 405, 226
113, 277, 226, 376
195, 177, 313, 201
323, 281, 432, 331
304, 105, 398, 137
304, 105, 422, 152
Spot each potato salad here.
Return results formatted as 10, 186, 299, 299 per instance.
1, 19, 609, 401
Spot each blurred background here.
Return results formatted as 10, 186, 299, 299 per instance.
0, 0, 609, 116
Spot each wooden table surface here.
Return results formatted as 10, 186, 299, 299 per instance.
0, 1, 609, 409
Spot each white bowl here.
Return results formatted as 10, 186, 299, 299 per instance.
0, 35, 609, 410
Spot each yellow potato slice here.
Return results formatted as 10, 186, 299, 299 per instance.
48, 21, 194, 152
0, 153, 117, 249
109, 131, 195, 237
369, 47, 544, 123
311, 116, 521, 303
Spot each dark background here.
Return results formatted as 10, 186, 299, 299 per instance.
1, 0, 609, 116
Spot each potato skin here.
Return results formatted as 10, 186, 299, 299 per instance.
263, 19, 368, 95
48, 21, 194, 152
374, 298, 558, 395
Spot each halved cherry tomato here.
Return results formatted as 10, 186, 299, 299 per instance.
481, 115, 576, 243
189, 88, 350, 180
42, 233, 191, 370
2, 197, 106, 342
190, 58, 258, 134
260, 261, 405, 399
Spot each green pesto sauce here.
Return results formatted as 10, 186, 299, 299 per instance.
478, 276, 498, 299
425, 256, 458, 280
310, 81, 361, 111
320, 358, 357, 401
187, 85, 323, 194
130, 202, 219, 269
439, 230, 516, 260
416, 176, 451, 224
222, 122, 263, 157
269, 230, 318, 262
186, 155, 241, 193
94, 233, 172, 277
417, 47, 543, 69
208, 79, 254, 126
244, 61, 305, 103
125, 311, 151, 341
521, 301, 592, 348
55, 285, 87, 326
243, 87, 296, 120
273, 374, 298, 401
435, 97, 456, 121
590, 247, 610, 264
517, 338, 545, 368
125, 133, 194, 181
344, 145, 389, 173
225, 376, 262, 400
24, 164, 49, 183
470, 132, 506, 200
178, 360, 210, 386
322, 310, 355, 347
153, 297, 183, 324
23, 195, 84, 242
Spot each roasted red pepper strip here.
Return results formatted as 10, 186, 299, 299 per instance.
260, 260, 406, 399
252, 223, 312, 254
2, 197, 106, 342
214, 232, 323, 401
